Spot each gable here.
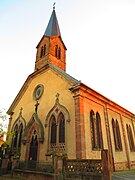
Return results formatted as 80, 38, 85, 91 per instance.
7, 63, 79, 115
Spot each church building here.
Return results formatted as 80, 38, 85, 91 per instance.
7, 6, 135, 174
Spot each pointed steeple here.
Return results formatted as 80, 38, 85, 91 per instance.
35, 6, 66, 72
44, 6, 61, 37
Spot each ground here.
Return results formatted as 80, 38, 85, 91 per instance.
112, 170, 135, 180
1, 170, 135, 180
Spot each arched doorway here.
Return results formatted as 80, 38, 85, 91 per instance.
23, 113, 44, 162
29, 129, 38, 161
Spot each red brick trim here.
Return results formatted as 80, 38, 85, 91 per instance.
104, 105, 115, 171
120, 115, 130, 169
74, 95, 86, 159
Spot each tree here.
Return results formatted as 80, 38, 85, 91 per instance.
0, 108, 12, 151
0, 108, 8, 137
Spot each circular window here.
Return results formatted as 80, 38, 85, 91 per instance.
33, 84, 44, 100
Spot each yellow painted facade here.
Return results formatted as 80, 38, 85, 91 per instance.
8, 68, 77, 161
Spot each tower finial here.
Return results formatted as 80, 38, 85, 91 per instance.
53, 2, 56, 10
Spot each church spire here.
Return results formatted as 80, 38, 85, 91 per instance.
35, 6, 66, 72
44, 4, 61, 37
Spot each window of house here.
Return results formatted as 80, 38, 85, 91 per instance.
58, 47, 61, 59
49, 112, 65, 151
40, 46, 44, 58
12, 123, 24, 151
55, 45, 61, 59
55, 45, 58, 58
112, 119, 122, 151
90, 110, 103, 150
13, 125, 18, 148
50, 116, 57, 144
40, 44, 46, 58
96, 112, 103, 149
18, 123, 23, 148
43, 44, 46, 56
90, 110, 95, 148
59, 113, 65, 143
126, 124, 135, 152
116, 120, 122, 150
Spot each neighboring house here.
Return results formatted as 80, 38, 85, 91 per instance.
7, 7, 135, 173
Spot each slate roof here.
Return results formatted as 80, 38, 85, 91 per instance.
44, 9, 61, 36
7, 62, 134, 117
50, 63, 80, 84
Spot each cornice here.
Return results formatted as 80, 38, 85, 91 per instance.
69, 82, 135, 117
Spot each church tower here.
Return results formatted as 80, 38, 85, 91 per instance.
35, 6, 67, 71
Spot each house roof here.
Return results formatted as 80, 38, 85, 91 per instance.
36, 8, 67, 50
44, 9, 61, 37
7, 62, 134, 117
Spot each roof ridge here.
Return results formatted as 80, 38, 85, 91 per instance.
50, 63, 80, 84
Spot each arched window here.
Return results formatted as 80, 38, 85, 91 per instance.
43, 44, 46, 56
55, 45, 61, 59
59, 113, 65, 143
58, 47, 61, 59
50, 116, 57, 144
55, 45, 58, 58
112, 119, 122, 151
90, 110, 103, 150
116, 120, 122, 150
49, 111, 66, 152
112, 119, 117, 149
96, 112, 103, 149
29, 129, 38, 161
18, 123, 23, 148
40, 46, 44, 58
13, 125, 18, 148
126, 124, 135, 152
90, 110, 95, 149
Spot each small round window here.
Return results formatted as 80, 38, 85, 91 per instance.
33, 84, 44, 100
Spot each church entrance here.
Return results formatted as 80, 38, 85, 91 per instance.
24, 113, 44, 163
29, 129, 38, 161
28, 129, 38, 169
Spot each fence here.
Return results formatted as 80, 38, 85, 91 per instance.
63, 150, 111, 180
17, 160, 53, 173
1, 150, 111, 179
63, 159, 102, 179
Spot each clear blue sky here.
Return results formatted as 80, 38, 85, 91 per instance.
1, 0, 135, 113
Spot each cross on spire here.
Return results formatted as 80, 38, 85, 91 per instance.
53, 2, 56, 10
